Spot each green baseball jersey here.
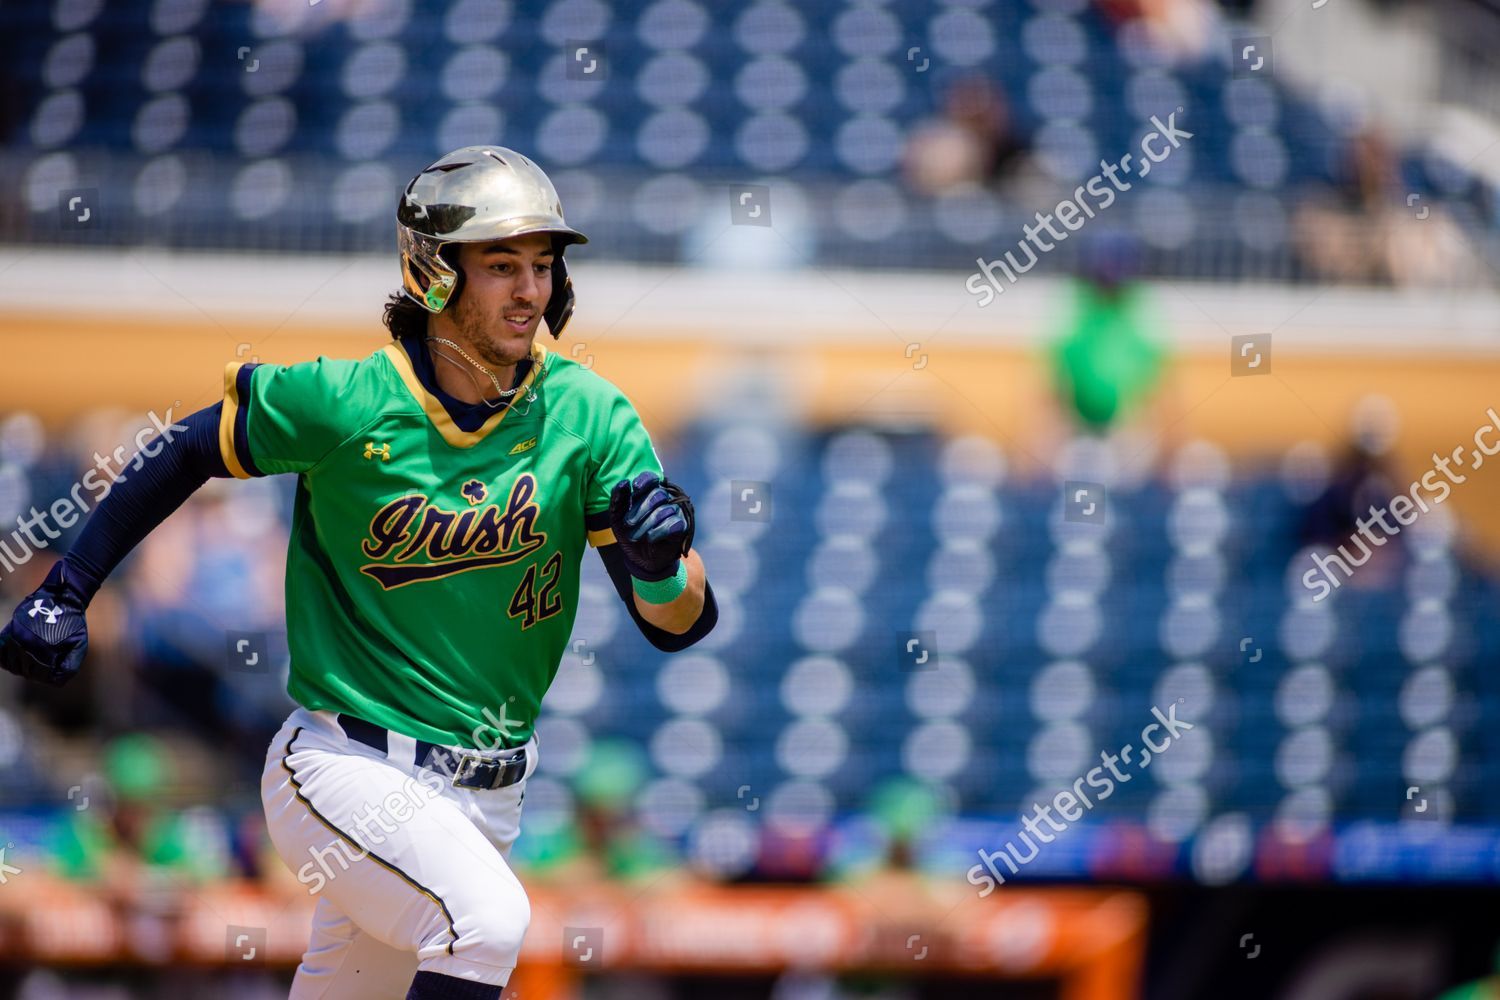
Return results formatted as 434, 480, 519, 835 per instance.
217, 338, 661, 749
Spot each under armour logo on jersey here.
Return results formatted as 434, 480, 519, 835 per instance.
364, 442, 391, 462
28, 600, 60, 624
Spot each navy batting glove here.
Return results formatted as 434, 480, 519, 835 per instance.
0, 560, 90, 687
608, 471, 695, 581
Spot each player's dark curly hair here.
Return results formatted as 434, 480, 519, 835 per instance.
383, 291, 429, 342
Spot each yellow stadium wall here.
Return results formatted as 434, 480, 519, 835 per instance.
6, 311, 1500, 563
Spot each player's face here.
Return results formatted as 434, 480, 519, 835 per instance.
447, 234, 555, 368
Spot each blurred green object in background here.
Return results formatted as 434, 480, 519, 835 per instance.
867, 777, 944, 843
104, 733, 171, 802
574, 737, 648, 810
1051, 279, 1165, 431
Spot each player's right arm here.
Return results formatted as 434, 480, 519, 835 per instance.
0, 401, 230, 685
0, 358, 358, 685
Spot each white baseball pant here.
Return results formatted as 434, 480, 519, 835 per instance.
261, 706, 538, 999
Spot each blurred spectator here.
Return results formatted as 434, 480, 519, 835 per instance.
901, 75, 1037, 199
864, 779, 944, 876
826, 779, 967, 928
48, 734, 230, 899
571, 739, 678, 881
516, 738, 679, 885
1048, 232, 1168, 432
1296, 394, 1405, 588
755, 823, 828, 883
1294, 125, 1483, 287
816, 780, 969, 996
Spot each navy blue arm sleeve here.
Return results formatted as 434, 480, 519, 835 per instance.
63, 402, 231, 603
596, 543, 718, 652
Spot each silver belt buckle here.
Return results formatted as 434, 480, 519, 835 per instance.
451, 752, 490, 788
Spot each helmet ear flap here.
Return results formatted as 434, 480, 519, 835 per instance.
544, 251, 577, 339
398, 227, 462, 313
437, 243, 464, 311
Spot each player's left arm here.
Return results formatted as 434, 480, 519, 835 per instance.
605, 472, 713, 636
582, 386, 716, 650
634, 547, 707, 633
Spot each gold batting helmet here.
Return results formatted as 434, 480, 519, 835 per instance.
396, 145, 589, 338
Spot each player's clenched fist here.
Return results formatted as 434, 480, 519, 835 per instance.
0, 561, 90, 687
609, 471, 696, 581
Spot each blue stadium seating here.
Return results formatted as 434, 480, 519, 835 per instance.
4, 0, 1487, 271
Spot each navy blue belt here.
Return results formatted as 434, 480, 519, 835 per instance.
336, 714, 528, 791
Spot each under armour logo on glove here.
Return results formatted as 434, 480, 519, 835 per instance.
28, 600, 60, 625
0, 562, 91, 687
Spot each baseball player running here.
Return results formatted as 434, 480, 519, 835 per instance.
0, 146, 718, 998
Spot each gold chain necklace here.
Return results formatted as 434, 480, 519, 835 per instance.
426, 336, 527, 401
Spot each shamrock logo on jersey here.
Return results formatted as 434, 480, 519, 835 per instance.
461, 480, 488, 506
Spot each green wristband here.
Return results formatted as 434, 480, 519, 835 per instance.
631, 560, 688, 604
